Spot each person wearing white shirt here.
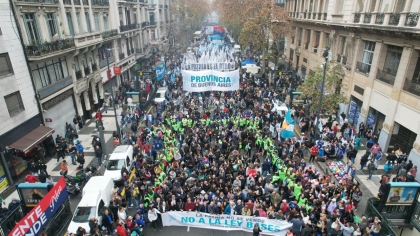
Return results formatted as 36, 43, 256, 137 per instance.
148, 207, 162, 231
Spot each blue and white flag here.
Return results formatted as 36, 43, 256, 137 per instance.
156, 63, 166, 81
281, 110, 295, 139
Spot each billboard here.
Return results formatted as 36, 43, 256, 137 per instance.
386, 186, 418, 205
182, 69, 240, 92
10, 177, 68, 236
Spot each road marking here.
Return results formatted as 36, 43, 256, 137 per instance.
187, 226, 190, 232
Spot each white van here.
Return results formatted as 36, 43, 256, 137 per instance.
271, 101, 289, 116
104, 145, 134, 183
154, 87, 168, 103
234, 44, 241, 53
67, 176, 113, 235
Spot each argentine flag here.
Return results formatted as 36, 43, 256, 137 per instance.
281, 110, 295, 139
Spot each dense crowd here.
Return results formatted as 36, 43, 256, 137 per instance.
72, 70, 393, 236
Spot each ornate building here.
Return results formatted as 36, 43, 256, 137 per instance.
284, 0, 420, 180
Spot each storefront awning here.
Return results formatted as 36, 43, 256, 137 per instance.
9, 126, 55, 153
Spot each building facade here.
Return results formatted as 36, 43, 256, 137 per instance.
10, 0, 173, 139
0, 0, 44, 191
284, 0, 420, 179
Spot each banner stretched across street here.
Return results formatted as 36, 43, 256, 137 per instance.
182, 69, 240, 92
161, 211, 292, 236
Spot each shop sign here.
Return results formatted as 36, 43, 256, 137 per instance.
0, 165, 9, 192
114, 66, 121, 75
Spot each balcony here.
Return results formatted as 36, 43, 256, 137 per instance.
73, 0, 80, 4
25, 38, 75, 59
317, 13, 321, 20
164, 4, 168, 8
375, 13, 385, 24
304, 43, 309, 50
63, 0, 70, 4
356, 61, 371, 74
148, 3, 156, 9
141, 21, 150, 28
136, 48, 143, 54
82, 0, 88, 5
323, 12, 327, 20
337, 54, 341, 63
139, 0, 147, 3
119, 53, 125, 60
159, 4, 163, 8
313, 46, 318, 53
119, 23, 139, 32
364, 13, 372, 23
91, 0, 108, 5
92, 63, 97, 71
99, 56, 115, 68
291, 37, 295, 44
84, 67, 90, 76
376, 68, 396, 85
354, 13, 361, 23
405, 12, 420, 27
75, 71, 83, 80
38, 76, 73, 99
403, 78, 420, 97
102, 29, 118, 39
150, 21, 157, 27
15, 0, 58, 3
389, 13, 401, 25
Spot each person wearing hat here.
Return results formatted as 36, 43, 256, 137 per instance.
8, 198, 20, 211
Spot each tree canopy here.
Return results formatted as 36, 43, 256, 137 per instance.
214, 0, 291, 51
297, 64, 349, 115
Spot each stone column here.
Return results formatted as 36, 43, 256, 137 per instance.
368, 42, 384, 85
122, 6, 127, 26
71, 8, 80, 35
59, 0, 71, 36
91, 80, 99, 110
74, 92, 84, 116
98, 81, 105, 99
89, 5, 96, 32
83, 90, 91, 111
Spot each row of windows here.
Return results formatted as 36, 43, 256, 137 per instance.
31, 57, 69, 89
23, 12, 109, 43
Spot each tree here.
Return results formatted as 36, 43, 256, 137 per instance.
297, 64, 350, 115
215, 0, 292, 72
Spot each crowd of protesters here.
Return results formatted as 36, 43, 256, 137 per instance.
75, 65, 396, 236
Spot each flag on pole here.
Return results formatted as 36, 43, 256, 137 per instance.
281, 110, 295, 139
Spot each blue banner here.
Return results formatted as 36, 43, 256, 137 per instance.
156, 63, 166, 81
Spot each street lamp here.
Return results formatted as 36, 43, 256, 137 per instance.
315, 47, 330, 140
103, 48, 122, 139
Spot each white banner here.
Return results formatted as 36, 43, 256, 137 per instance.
161, 211, 292, 236
181, 62, 236, 71
182, 69, 240, 92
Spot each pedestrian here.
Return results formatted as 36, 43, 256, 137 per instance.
103, 100, 108, 113
351, 187, 362, 211
28, 160, 38, 176
56, 144, 64, 163
309, 145, 318, 163
96, 109, 102, 121
95, 145, 103, 166
116, 220, 127, 236
77, 152, 85, 168
367, 160, 375, 180
69, 144, 77, 165
148, 206, 162, 231
253, 224, 262, 236
102, 209, 114, 234
60, 160, 68, 176
24, 173, 38, 183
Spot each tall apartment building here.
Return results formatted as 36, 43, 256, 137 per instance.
9, 0, 173, 139
283, 0, 420, 179
0, 0, 44, 191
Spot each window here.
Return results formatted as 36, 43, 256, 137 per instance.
384, 45, 403, 76
4, 91, 25, 116
359, 41, 375, 73
98, 42, 113, 61
149, 12, 155, 24
334, 0, 344, 14
31, 57, 69, 89
306, 30, 311, 43
298, 28, 303, 46
290, 49, 294, 60
85, 13, 92, 33
340, 36, 346, 55
314, 31, 320, 51
24, 13, 41, 43
46, 13, 59, 40
83, 53, 88, 68
66, 13, 75, 36
103, 15, 109, 31
74, 56, 80, 72
0, 53, 14, 77
325, 33, 331, 48
76, 13, 81, 31
94, 13, 100, 31
412, 56, 420, 83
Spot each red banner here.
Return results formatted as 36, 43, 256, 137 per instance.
114, 66, 121, 75
10, 177, 68, 236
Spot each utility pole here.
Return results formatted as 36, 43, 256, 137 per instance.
97, 123, 107, 161
111, 86, 121, 138
315, 48, 329, 140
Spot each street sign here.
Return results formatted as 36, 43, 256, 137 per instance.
280, 71, 293, 76
139, 71, 143, 76
142, 71, 153, 75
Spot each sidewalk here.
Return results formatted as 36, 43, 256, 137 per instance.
0, 106, 122, 205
